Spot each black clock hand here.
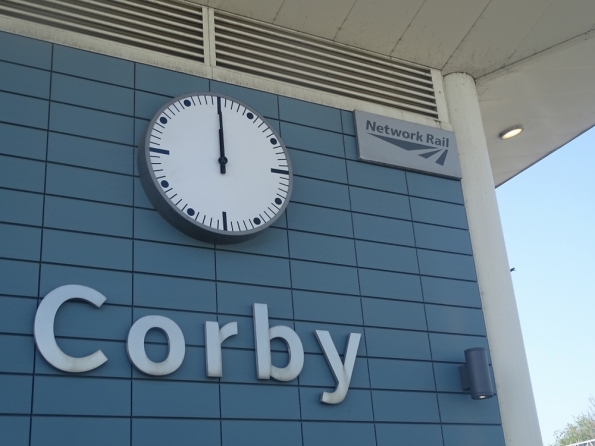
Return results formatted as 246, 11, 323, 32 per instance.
217, 97, 227, 174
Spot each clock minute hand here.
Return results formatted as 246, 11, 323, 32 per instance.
217, 97, 228, 174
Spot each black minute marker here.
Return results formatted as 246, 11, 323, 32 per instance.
271, 168, 289, 175
150, 148, 169, 155
222, 212, 228, 231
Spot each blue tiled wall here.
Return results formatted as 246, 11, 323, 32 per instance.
0, 31, 504, 446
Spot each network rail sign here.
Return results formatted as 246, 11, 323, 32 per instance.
354, 110, 462, 179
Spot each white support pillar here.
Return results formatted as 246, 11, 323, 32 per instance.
443, 73, 542, 446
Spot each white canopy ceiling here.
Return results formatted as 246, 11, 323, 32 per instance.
192, 0, 595, 185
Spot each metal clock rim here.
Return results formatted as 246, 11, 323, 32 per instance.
138, 91, 293, 244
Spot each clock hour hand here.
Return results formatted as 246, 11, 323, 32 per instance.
217, 97, 228, 174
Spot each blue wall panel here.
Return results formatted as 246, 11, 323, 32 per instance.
133, 273, 216, 312
293, 290, 362, 325
422, 276, 481, 307
0, 155, 46, 192
349, 186, 411, 219
53, 45, 134, 87
376, 424, 443, 446
221, 384, 300, 419
0, 296, 38, 334
291, 176, 351, 210
443, 425, 506, 446
286, 202, 353, 238
0, 223, 41, 261
0, 122, 47, 160
49, 102, 133, 145
358, 268, 423, 301
290, 148, 348, 183
0, 31, 503, 446
45, 163, 133, 205
289, 231, 356, 266
32, 417, 130, 446
0, 60, 50, 98
0, 91, 48, 129
406, 171, 464, 204
302, 422, 376, 446
217, 282, 293, 318
438, 393, 502, 424
365, 327, 431, 360
222, 420, 302, 446
368, 357, 435, 391
51, 73, 134, 115
0, 334, 34, 373
44, 195, 133, 238
33, 376, 130, 416
43, 229, 132, 271
0, 189, 43, 226
291, 260, 360, 295
372, 390, 440, 422
278, 96, 342, 132
47, 132, 133, 175
300, 387, 374, 421
0, 259, 39, 297
0, 31, 51, 68
280, 122, 344, 157
346, 159, 408, 193
353, 212, 415, 246
410, 197, 468, 229
40, 264, 132, 305
0, 375, 32, 414
0, 415, 30, 446
361, 297, 426, 330
135, 240, 214, 279
133, 380, 219, 417
134, 419, 220, 446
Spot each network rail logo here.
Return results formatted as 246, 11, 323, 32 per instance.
354, 110, 462, 179
366, 120, 451, 166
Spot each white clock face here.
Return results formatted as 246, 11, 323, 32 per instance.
138, 93, 292, 244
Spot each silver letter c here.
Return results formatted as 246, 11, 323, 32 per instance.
34, 285, 108, 373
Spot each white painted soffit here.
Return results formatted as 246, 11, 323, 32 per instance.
190, 0, 595, 185
477, 33, 595, 186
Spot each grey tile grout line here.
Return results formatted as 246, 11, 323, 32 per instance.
406, 172, 447, 446
343, 115, 379, 445
28, 40, 55, 446
130, 60, 137, 446
279, 91, 306, 446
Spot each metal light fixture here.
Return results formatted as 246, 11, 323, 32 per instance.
459, 347, 494, 400
499, 125, 523, 140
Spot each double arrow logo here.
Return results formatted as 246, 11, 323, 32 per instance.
369, 133, 449, 166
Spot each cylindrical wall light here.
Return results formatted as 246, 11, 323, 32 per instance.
459, 347, 494, 400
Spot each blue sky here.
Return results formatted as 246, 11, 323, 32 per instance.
496, 127, 595, 445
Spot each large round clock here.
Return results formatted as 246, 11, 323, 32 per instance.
138, 92, 292, 244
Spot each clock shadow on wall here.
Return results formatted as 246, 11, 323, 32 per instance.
138, 92, 293, 245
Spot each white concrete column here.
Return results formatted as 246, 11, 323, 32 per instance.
443, 73, 542, 446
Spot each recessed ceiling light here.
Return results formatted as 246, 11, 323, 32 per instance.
499, 125, 523, 140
